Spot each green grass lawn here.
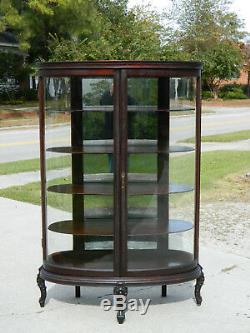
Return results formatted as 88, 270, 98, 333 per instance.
182, 130, 250, 144
0, 154, 109, 175
0, 158, 41, 175
200, 151, 250, 200
0, 151, 249, 211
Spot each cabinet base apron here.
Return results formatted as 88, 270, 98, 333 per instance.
37, 264, 204, 323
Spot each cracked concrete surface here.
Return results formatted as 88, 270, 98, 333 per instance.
0, 197, 250, 332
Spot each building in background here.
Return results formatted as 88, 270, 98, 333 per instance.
0, 31, 20, 54
221, 43, 250, 97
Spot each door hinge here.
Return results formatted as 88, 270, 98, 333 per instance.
121, 172, 126, 190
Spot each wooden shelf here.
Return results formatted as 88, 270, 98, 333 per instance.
127, 249, 195, 272
47, 182, 193, 195
47, 140, 194, 154
48, 219, 193, 236
47, 250, 113, 271
46, 249, 195, 272
46, 105, 195, 113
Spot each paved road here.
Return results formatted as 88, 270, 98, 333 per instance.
0, 107, 250, 163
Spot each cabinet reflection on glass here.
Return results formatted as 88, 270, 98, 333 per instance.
37, 61, 204, 323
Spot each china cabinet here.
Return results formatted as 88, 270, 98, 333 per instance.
37, 61, 204, 323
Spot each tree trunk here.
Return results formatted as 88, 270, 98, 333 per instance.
247, 71, 250, 98
212, 91, 218, 99
210, 82, 220, 99
211, 86, 220, 99
207, 78, 222, 99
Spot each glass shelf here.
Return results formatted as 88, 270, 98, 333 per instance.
47, 182, 193, 195
45, 105, 195, 113
48, 219, 193, 236
47, 140, 194, 154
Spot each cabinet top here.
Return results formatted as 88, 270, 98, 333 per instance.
39, 60, 202, 72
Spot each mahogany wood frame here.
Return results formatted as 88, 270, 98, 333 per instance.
37, 61, 204, 320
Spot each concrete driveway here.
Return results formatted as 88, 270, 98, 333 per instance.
0, 197, 250, 333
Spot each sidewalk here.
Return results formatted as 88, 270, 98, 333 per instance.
0, 197, 249, 333
0, 168, 70, 189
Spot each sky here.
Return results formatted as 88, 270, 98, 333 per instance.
128, 0, 250, 34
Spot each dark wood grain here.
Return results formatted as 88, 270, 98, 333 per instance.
40, 60, 202, 70
70, 77, 85, 251
113, 71, 121, 276
45, 105, 195, 113
47, 143, 194, 154
47, 182, 193, 195
40, 264, 201, 286
48, 219, 193, 236
45, 249, 195, 274
194, 76, 202, 261
38, 77, 47, 260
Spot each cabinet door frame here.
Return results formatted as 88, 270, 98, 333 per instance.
117, 69, 128, 275
118, 69, 201, 277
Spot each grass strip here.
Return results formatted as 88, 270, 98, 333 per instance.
181, 130, 250, 144
0, 151, 249, 210
0, 154, 109, 175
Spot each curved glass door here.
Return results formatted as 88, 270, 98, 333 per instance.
44, 76, 115, 274
125, 75, 196, 274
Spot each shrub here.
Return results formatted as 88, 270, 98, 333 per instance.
0, 90, 19, 104
20, 88, 38, 101
219, 87, 247, 99
220, 84, 245, 93
0, 99, 25, 105
0, 87, 38, 104
202, 90, 213, 99
221, 91, 247, 99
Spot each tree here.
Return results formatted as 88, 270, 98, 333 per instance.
170, 0, 244, 52
201, 42, 243, 98
0, 0, 100, 62
0, 1, 166, 63
0, 0, 246, 100
49, 3, 164, 61
167, 0, 246, 97
243, 43, 250, 97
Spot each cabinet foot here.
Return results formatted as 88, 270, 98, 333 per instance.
162, 284, 167, 297
37, 266, 47, 307
114, 284, 128, 324
195, 265, 205, 305
75, 286, 81, 298
117, 310, 125, 324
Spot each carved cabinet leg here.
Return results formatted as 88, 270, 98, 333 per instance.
37, 266, 47, 307
114, 284, 128, 324
195, 265, 205, 305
